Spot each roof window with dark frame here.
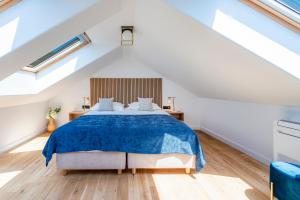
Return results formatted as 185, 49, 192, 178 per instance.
23, 33, 91, 73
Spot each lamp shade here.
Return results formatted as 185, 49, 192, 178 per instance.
167, 97, 176, 111
122, 30, 132, 41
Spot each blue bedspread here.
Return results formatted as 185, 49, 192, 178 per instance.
42, 114, 205, 171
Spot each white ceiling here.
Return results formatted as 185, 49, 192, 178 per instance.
0, 0, 300, 107
132, 0, 300, 106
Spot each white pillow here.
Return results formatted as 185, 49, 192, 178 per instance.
127, 102, 139, 110
113, 102, 125, 111
138, 98, 154, 111
91, 102, 124, 111
128, 102, 161, 110
98, 98, 113, 111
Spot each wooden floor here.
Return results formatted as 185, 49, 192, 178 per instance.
0, 131, 270, 200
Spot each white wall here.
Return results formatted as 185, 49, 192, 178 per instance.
50, 54, 201, 129
0, 101, 48, 153
198, 98, 300, 164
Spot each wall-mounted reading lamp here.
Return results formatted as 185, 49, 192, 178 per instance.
121, 26, 134, 46
168, 97, 176, 112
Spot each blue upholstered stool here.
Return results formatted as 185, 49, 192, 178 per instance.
270, 162, 300, 200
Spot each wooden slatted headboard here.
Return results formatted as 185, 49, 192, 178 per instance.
90, 78, 162, 107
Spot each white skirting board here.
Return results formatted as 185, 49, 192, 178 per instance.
200, 126, 270, 165
0, 131, 44, 154
190, 125, 201, 130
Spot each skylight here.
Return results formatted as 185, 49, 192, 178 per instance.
23, 33, 90, 73
275, 0, 300, 14
251, 0, 300, 29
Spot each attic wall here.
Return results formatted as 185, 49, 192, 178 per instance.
0, 101, 48, 153
199, 98, 300, 164
49, 55, 201, 129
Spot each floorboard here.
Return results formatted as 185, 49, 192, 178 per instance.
0, 131, 270, 200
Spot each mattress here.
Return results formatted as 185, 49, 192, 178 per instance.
84, 109, 170, 116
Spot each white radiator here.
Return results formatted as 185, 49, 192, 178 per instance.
274, 120, 300, 164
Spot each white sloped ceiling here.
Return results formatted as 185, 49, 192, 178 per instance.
0, 0, 133, 107
0, 0, 300, 107
132, 0, 300, 106
0, 48, 123, 108
0, 0, 122, 81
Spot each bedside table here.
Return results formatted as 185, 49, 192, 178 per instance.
167, 111, 184, 121
69, 111, 86, 121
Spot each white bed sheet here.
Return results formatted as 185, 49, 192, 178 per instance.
84, 109, 169, 116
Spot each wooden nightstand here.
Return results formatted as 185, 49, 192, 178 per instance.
69, 111, 86, 121
167, 111, 184, 121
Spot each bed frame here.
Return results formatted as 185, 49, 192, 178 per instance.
57, 78, 195, 175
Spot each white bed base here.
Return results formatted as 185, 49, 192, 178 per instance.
128, 153, 196, 174
56, 151, 195, 175
56, 151, 126, 175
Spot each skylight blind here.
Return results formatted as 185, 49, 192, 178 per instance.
275, 0, 300, 14
27, 37, 81, 69
23, 33, 90, 72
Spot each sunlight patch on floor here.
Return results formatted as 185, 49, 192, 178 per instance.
151, 173, 211, 200
195, 173, 254, 200
9, 136, 48, 153
0, 171, 22, 189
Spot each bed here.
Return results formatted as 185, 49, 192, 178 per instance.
42, 78, 205, 175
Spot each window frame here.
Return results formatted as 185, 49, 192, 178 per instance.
0, 0, 13, 7
274, 0, 300, 15
0, 0, 20, 11
243, 0, 300, 32
22, 33, 91, 73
